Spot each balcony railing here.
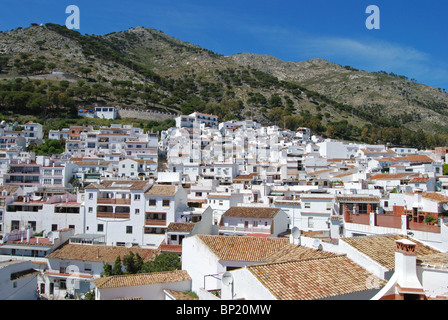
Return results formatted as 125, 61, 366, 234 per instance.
145, 219, 167, 226
97, 198, 131, 205
97, 211, 130, 219
219, 226, 270, 234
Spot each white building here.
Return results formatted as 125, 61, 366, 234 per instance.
218, 207, 289, 237
144, 184, 188, 248
0, 260, 38, 300
94, 270, 192, 300
44, 239, 158, 299
94, 106, 118, 120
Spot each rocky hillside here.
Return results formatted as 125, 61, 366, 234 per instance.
229, 53, 448, 135
0, 23, 448, 148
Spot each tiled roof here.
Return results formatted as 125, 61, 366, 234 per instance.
223, 207, 281, 219
417, 252, 448, 270
368, 173, 418, 180
145, 185, 177, 196
85, 180, 150, 190
247, 256, 387, 300
335, 195, 380, 203
341, 234, 440, 270
197, 235, 289, 262
421, 192, 448, 203
167, 223, 195, 232
410, 176, 430, 183
94, 270, 191, 289
233, 173, 258, 180
164, 289, 198, 300
265, 243, 340, 264
398, 155, 434, 162
47, 244, 159, 263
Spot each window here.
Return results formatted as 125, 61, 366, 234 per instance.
162, 200, 170, 207
51, 224, 58, 231
97, 224, 104, 232
135, 208, 140, 215
60, 280, 67, 290
89, 193, 94, 200
149, 199, 156, 206
304, 203, 311, 209
88, 207, 93, 213
11, 220, 20, 231
126, 226, 133, 234
326, 202, 332, 211
134, 194, 140, 200
28, 221, 36, 232
308, 217, 314, 228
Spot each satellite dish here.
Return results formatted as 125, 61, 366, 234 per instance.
291, 227, 301, 239
313, 239, 321, 249
125, 242, 132, 248
222, 272, 233, 286
443, 203, 448, 211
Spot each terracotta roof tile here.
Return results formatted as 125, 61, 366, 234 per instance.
85, 180, 150, 190
247, 256, 386, 300
341, 234, 440, 270
197, 235, 289, 262
47, 244, 159, 263
265, 243, 340, 264
223, 207, 281, 219
417, 252, 448, 270
167, 223, 195, 232
145, 185, 177, 196
94, 270, 191, 289
421, 192, 448, 203
368, 173, 418, 180
164, 289, 198, 300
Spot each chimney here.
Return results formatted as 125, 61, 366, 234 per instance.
412, 188, 423, 209
394, 239, 424, 296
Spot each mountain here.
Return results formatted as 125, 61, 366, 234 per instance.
0, 23, 448, 148
229, 53, 448, 135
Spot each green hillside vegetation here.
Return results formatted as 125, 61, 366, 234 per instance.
0, 23, 448, 149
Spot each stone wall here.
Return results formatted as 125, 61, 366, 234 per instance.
117, 107, 178, 121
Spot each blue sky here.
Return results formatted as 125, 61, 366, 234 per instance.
1, 0, 447, 89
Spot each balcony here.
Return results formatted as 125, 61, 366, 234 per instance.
97, 211, 130, 219
97, 198, 131, 205
219, 226, 270, 235
145, 219, 167, 226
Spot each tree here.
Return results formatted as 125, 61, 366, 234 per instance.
140, 252, 181, 273
0, 55, 9, 74
103, 263, 112, 276
78, 67, 91, 79
31, 139, 65, 155
112, 256, 123, 275
122, 252, 144, 274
